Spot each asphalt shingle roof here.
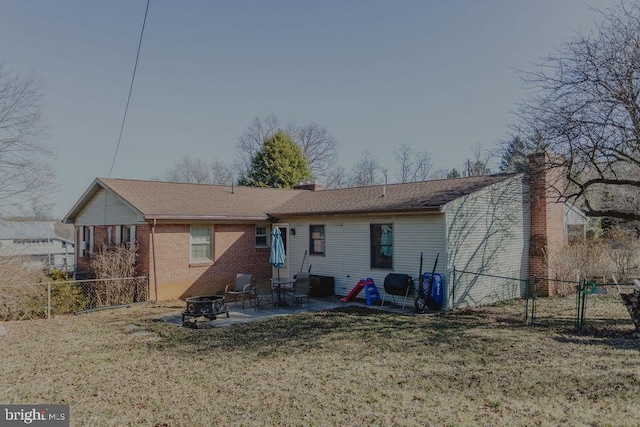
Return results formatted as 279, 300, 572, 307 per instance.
270, 174, 517, 216
78, 175, 518, 221
98, 179, 303, 220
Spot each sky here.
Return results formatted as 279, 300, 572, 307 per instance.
0, 0, 619, 219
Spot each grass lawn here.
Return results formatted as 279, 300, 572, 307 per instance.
1, 295, 639, 426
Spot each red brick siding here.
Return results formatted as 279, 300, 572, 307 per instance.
145, 223, 271, 300
528, 153, 567, 296
74, 223, 268, 300
75, 226, 91, 274
136, 224, 151, 279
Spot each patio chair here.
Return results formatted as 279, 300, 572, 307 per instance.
253, 278, 274, 310
225, 273, 253, 308
291, 272, 311, 308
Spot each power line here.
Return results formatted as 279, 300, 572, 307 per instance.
108, 0, 150, 178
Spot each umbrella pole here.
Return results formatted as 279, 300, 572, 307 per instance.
276, 267, 287, 306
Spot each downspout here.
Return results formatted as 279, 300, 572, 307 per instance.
151, 218, 158, 302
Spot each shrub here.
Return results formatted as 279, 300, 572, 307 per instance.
89, 245, 145, 307
546, 226, 640, 293
0, 256, 47, 320
604, 228, 640, 282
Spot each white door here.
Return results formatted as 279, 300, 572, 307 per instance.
272, 224, 291, 279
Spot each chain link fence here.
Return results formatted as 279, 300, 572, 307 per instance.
451, 268, 529, 313
0, 276, 149, 321
525, 277, 580, 328
451, 269, 637, 332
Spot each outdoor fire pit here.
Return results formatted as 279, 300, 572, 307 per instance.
182, 295, 229, 323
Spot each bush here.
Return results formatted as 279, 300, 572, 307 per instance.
89, 245, 145, 307
605, 228, 640, 282
547, 226, 640, 293
0, 256, 47, 320
48, 268, 69, 282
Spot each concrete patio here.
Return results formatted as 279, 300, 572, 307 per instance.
161, 295, 417, 328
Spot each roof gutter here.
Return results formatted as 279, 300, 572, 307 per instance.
145, 214, 271, 222
268, 206, 443, 218
150, 218, 158, 302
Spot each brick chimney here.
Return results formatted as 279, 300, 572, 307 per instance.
294, 181, 324, 191
528, 152, 567, 296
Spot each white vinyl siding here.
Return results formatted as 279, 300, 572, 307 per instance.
190, 226, 212, 263
279, 215, 447, 301
442, 175, 530, 308
75, 188, 143, 226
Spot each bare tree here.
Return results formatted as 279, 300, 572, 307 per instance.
464, 144, 492, 177
236, 115, 338, 182
323, 165, 348, 189
292, 122, 338, 179
349, 151, 381, 187
164, 157, 212, 184
209, 160, 234, 185
0, 65, 54, 216
236, 114, 282, 176
393, 144, 433, 183
163, 157, 235, 185
514, 2, 640, 220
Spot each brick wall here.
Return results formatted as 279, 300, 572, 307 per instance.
73, 222, 270, 300
528, 153, 567, 296
74, 226, 90, 274
144, 223, 271, 300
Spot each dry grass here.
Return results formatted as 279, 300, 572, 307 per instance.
1, 297, 639, 426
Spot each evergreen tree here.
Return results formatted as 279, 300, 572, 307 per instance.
239, 130, 311, 188
446, 168, 461, 179
500, 136, 530, 173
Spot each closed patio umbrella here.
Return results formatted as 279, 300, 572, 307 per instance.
270, 226, 285, 271
270, 226, 286, 305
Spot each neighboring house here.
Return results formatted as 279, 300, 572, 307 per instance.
0, 221, 75, 272
63, 154, 572, 307
565, 203, 588, 244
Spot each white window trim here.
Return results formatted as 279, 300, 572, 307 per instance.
80, 226, 94, 257
190, 225, 213, 264
255, 225, 269, 248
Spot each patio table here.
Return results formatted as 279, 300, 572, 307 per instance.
271, 277, 294, 307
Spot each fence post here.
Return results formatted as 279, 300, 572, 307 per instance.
145, 273, 150, 302
575, 280, 581, 329
531, 278, 538, 326
47, 281, 51, 320
451, 267, 456, 311
579, 280, 588, 329
524, 278, 529, 325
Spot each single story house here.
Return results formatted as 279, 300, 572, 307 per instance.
63, 153, 573, 308
0, 220, 75, 272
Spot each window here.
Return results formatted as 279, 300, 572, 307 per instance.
370, 223, 393, 269
122, 225, 134, 246
81, 226, 94, 257
190, 226, 212, 263
309, 225, 325, 254
255, 226, 268, 247
113, 225, 135, 248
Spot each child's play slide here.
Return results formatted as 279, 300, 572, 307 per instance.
340, 279, 366, 303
